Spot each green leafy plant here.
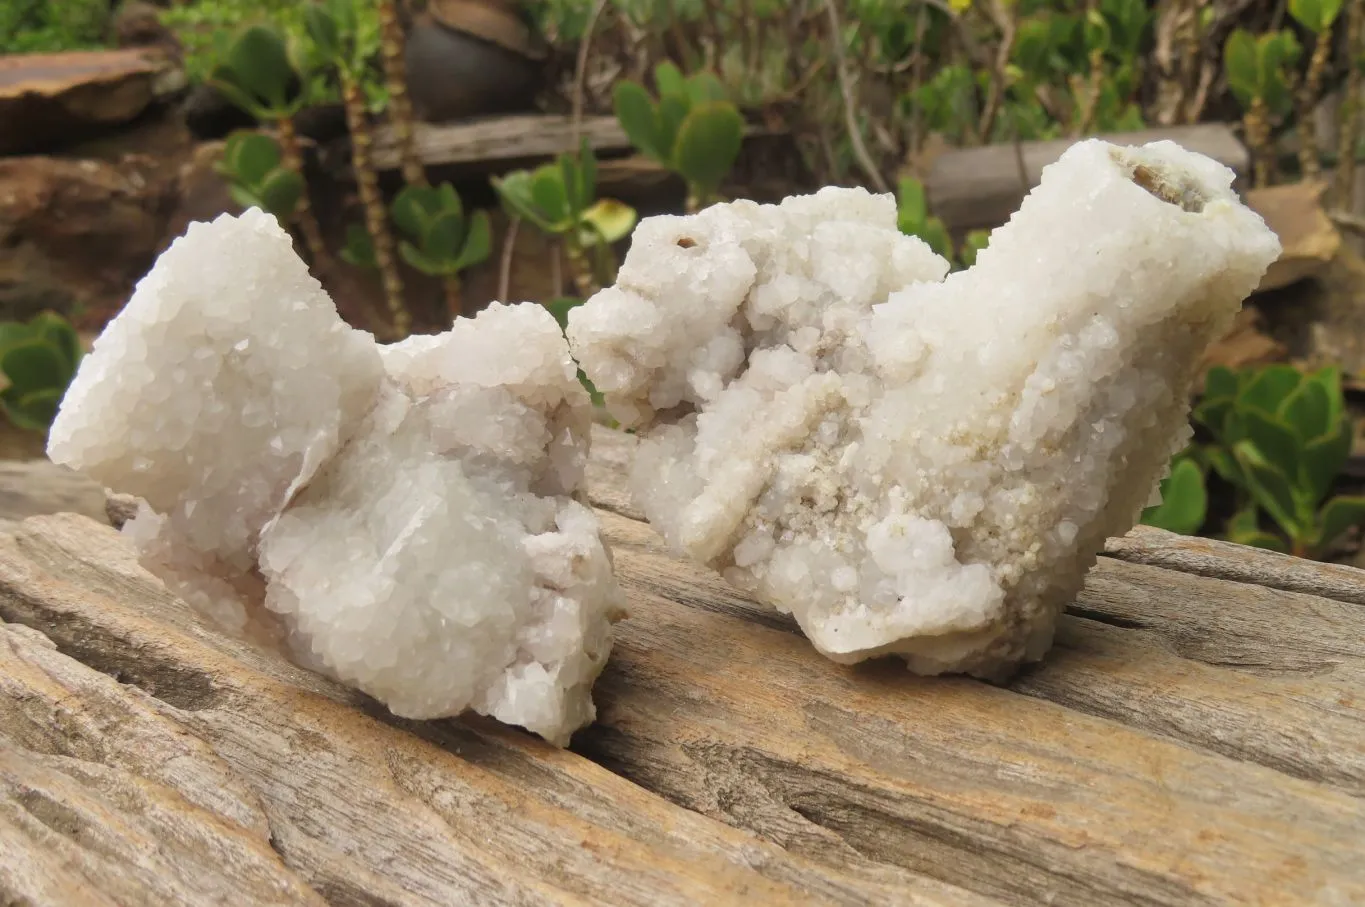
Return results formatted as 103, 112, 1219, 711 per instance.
208, 25, 331, 274
895, 177, 988, 269
1223, 28, 1302, 185
612, 62, 745, 211
895, 176, 953, 260
494, 140, 637, 296
0, 0, 110, 54
1140, 455, 1208, 535
216, 130, 305, 223
160, 0, 384, 104
208, 23, 303, 120
0, 312, 83, 433
541, 295, 606, 411
391, 184, 491, 278
306, 0, 408, 337
1287, 0, 1345, 178
389, 183, 492, 317
1192, 364, 1365, 558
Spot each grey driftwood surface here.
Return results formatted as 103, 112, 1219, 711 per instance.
1, 425, 1363, 906
924, 123, 1249, 233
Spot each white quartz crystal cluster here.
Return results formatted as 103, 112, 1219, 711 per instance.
47, 208, 624, 745
567, 139, 1280, 678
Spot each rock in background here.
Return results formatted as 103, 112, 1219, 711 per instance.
0, 154, 180, 328
0, 40, 193, 327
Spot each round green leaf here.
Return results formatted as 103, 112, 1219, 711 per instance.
1281, 379, 1333, 443
341, 224, 377, 270
0, 340, 69, 396
391, 185, 440, 242
397, 240, 443, 277
1239, 364, 1303, 416
28, 312, 80, 371
226, 25, 295, 111
258, 169, 305, 221
653, 61, 687, 101
228, 132, 283, 185
1233, 441, 1304, 539
0, 322, 35, 355
3, 387, 62, 432
303, 5, 342, 63
672, 102, 744, 195
1241, 410, 1302, 488
613, 81, 666, 162
657, 95, 690, 164
451, 210, 492, 272
685, 71, 728, 105
1141, 457, 1208, 535
1223, 30, 1259, 107
425, 209, 471, 261
1315, 494, 1365, 550
530, 168, 572, 229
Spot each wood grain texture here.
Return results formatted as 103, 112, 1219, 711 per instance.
0, 513, 986, 907
580, 427, 1365, 905
3, 425, 1363, 906
1105, 524, 1365, 606
0, 619, 322, 907
924, 124, 1248, 233
368, 114, 630, 171
366, 114, 773, 174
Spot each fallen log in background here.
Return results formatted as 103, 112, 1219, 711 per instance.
924, 124, 1250, 233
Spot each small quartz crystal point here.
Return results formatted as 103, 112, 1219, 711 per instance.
567, 139, 1281, 679
48, 208, 625, 745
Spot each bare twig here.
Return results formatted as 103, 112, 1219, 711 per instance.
377, 0, 426, 189
572, 0, 611, 150
977, 0, 1019, 142
498, 216, 520, 303
906, 3, 928, 156
273, 117, 332, 275
551, 241, 564, 297
821, 0, 888, 193
1337, 0, 1365, 204
340, 77, 409, 339
1012, 132, 1030, 196
1074, 47, 1106, 136
1297, 20, 1337, 180
1245, 97, 1275, 187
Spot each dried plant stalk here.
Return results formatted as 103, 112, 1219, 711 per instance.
377, 0, 427, 190
376, 0, 465, 320
276, 116, 332, 273
1298, 21, 1337, 181
1246, 97, 1274, 188
341, 77, 410, 339
1337, 0, 1364, 203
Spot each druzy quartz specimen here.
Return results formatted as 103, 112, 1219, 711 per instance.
567, 139, 1281, 678
47, 208, 624, 745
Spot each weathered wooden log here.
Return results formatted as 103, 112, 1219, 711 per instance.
365, 113, 775, 174
924, 124, 1250, 234
0, 513, 983, 906
0, 427, 1361, 905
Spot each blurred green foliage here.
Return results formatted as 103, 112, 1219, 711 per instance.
0, 312, 82, 433
1144, 365, 1365, 561
216, 130, 304, 222
160, 0, 385, 108
0, 0, 110, 54
613, 62, 745, 208
895, 176, 989, 270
